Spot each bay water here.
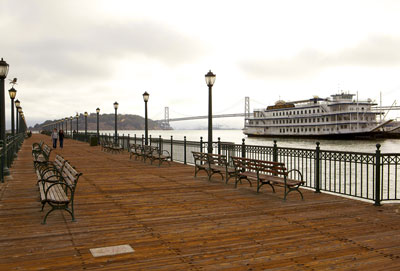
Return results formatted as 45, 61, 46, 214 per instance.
99, 129, 400, 154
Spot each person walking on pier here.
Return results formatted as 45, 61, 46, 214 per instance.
51, 128, 58, 149
59, 129, 65, 149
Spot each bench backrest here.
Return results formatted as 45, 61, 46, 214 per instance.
207, 153, 228, 166
192, 151, 208, 164
61, 161, 82, 190
231, 156, 287, 176
32, 140, 44, 151
129, 144, 142, 152
54, 154, 66, 171
142, 145, 158, 154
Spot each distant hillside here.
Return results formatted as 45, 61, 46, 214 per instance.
32, 113, 167, 131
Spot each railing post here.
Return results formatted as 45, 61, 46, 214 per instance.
241, 138, 246, 158
127, 134, 130, 150
141, 134, 144, 146
374, 144, 381, 206
159, 135, 162, 151
200, 137, 203, 153
184, 136, 187, 165
273, 140, 278, 163
315, 142, 321, 193
218, 137, 221, 155
170, 135, 173, 162
134, 134, 136, 145
149, 135, 152, 146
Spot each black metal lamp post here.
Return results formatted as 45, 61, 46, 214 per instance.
70, 116, 73, 136
15, 99, 20, 133
8, 87, 16, 135
142, 92, 149, 145
96, 108, 100, 143
75, 113, 79, 136
0, 58, 10, 177
17, 107, 22, 133
113, 102, 118, 143
84, 111, 88, 139
205, 70, 216, 153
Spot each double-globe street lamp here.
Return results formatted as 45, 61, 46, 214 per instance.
15, 99, 20, 134
84, 112, 88, 140
75, 113, 79, 137
70, 116, 73, 136
8, 87, 16, 135
96, 108, 100, 143
0, 58, 10, 177
113, 102, 118, 143
18, 107, 22, 133
143, 92, 149, 145
205, 70, 216, 154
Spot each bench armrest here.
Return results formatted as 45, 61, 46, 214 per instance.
287, 169, 303, 181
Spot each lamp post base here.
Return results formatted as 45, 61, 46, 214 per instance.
2, 166, 10, 176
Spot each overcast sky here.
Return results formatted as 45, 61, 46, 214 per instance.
2, 0, 400, 129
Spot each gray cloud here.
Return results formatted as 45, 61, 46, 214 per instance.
239, 35, 400, 79
0, 1, 207, 87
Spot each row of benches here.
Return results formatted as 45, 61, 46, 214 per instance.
32, 142, 82, 224
192, 152, 304, 200
129, 144, 171, 167
100, 139, 124, 154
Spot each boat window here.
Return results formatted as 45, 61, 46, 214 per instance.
301, 119, 303, 123
326, 118, 329, 121
313, 109, 315, 113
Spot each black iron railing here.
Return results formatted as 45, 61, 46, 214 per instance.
0, 133, 25, 183
66, 132, 400, 205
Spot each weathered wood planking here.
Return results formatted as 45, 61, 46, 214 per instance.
1, 134, 400, 270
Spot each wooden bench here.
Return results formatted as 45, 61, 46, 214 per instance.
35, 154, 67, 185
192, 151, 209, 177
192, 152, 236, 183
129, 144, 143, 160
231, 156, 304, 200
206, 153, 236, 183
38, 160, 82, 224
150, 147, 171, 167
32, 143, 52, 170
32, 140, 44, 155
101, 139, 123, 154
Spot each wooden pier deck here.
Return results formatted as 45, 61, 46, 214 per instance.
1, 134, 400, 270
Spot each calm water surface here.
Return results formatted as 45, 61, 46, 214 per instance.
99, 129, 400, 153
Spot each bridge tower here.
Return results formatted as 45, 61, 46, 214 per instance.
164, 107, 169, 125
161, 106, 170, 129
244, 96, 250, 126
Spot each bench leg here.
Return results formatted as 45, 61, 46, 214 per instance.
42, 208, 56, 224
257, 182, 275, 193
284, 187, 304, 201
40, 202, 45, 211
209, 172, 224, 182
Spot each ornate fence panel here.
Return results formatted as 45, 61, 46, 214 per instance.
381, 154, 400, 201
